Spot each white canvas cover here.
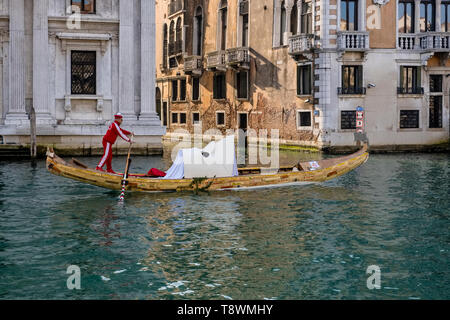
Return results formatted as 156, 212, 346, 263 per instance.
163, 135, 238, 179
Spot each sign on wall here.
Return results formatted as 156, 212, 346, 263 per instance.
356, 106, 365, 133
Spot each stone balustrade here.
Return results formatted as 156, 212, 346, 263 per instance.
288, 34, 315, 55
337, 31, 370, 51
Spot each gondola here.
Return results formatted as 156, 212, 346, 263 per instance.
46, 144, 369, 193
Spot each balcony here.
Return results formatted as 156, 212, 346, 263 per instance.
337, 31, 370, 51
398, 32, 450, 52
226, 47, 250, 70
184, 55, 203, 76
398, 34, 418, 50
206, 51, 227, 72
288, 34, 316, 57
338, 87, 366, 95
419, 33, 450, 52
397, 87, 424, 95
168, 0, 183, 17
168, 40, 183, 57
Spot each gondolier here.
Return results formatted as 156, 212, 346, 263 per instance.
96, 113, 133, 174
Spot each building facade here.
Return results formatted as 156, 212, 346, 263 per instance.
0, 0, 164, 154
156, 0, 449, 152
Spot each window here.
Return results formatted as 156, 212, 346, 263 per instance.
172, 80, 178, 101
291, 2, 298, 36
429, 96, 443, 128
340, 66, 364, 95
400, 110, 419, 128
171, 112, 179, 124
298, 111, 312, 128
169, 57, 178, 69
192, 77, 200, 101
179, 79, 186, 101
192, 112, 200, 124
236, 71, 249, 100
297, 64, 312, 95
280, 1, 287, 45
398, 0, 415, 33
194, 7, 203, 55
340, 0, 358, 31
156, 87, 162, 121
180, 113, 187, 124
163, 24, 168, 69
219, 0, 228, 51
399, 66, 422, 94
176, 18, 183, 54
71, 0, 95, 14
169, 21, 175, 56
420, 0, 435, 32
441, 1, 450, 32
240, 0, 249, 47
163, 102, 168, 126
213, 73, 227, 100
216, 112, 225, 126
71, 51, 96, 95
341, 111, 356, 130
301, 0, 313, 34
430, 75, 443, 93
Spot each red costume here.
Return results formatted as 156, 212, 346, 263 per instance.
96, 114, 132, 173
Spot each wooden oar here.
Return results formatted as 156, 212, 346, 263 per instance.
119, 135, 134, 202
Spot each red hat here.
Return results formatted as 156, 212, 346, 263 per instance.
114, 113, 123, 119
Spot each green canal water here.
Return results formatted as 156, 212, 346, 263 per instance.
0, 150, 448, 300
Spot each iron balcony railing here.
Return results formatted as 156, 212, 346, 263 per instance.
398, 32, 450, 51
338, 87, 367, 95
397, 87, 424, 94
206, 50, 227, 71
337, 31, 370, 51
168, 0, 183, 16
184, 55, 203, 75
226, 47, 250, 69
288, 34, 316, 55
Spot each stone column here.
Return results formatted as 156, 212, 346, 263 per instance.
436, 0, 442, 32
414, 0, 421, 33
118, 0, 136, 120
273, 1, 281, 47
6, 0, 27, 124
359, 0, 366, 31
33, 0, 51, 122
139, 0, 160, 123
297, 0, 302, 34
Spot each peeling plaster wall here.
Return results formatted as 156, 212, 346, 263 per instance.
156, 0, 316, 145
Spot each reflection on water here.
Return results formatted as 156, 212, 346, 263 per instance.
0, 152, 448, 299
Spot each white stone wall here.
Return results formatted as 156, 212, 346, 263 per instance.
326, 50, 450, 148
0, 0, 165, 145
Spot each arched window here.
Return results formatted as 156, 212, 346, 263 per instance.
169, 20, 175, 56
219, 0, 228, 50
193, 6, 203, 55
176, 17, 182, 41
163, 23, 168, 69
176, 18, 183, 54
291, 2, 298, 36
239, 0, 249, 47
301, 0, 313, 34
280, 1, 286, 45
169, 20, 175, 44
